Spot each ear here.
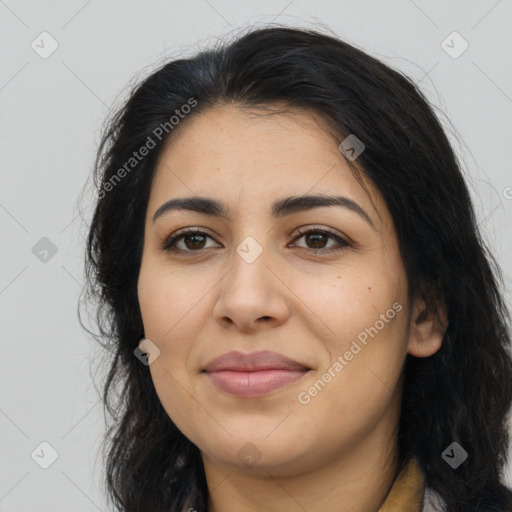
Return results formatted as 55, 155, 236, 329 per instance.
407, 295, 448, 358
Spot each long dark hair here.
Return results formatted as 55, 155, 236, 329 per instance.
79, 25, 512, 511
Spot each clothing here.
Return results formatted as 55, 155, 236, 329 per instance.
378, 456, 446, 512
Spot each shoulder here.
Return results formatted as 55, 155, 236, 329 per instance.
421, 486, 446, 512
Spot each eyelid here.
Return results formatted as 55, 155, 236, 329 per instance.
293, 224, 348, 241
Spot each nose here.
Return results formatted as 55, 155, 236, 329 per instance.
212, 242, 290, 332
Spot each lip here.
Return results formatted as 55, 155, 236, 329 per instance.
202, 350, 311, 398
203, 350, 310, 372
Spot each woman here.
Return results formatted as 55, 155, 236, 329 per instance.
80, 25, 512, 511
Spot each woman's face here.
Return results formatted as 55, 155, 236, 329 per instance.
137, 104, 440, 477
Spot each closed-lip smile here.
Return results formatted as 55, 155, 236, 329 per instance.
202, 350, 312, 397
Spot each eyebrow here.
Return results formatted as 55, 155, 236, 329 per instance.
152, 194, 376, 230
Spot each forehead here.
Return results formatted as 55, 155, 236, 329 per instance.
148, 104, 386, 224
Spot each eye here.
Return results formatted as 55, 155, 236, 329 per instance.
161, 226, 351, 256
162, 228, 219, 253
291, 226, 351, 255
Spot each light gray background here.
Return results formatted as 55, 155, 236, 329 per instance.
1, 1, 511, 510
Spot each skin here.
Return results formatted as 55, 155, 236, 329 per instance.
137, 104, 447, 512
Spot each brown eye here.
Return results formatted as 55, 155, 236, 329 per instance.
304, 232, 329, 249
292, 227, 350, 255
162, 226, 351, 256
162, 229, 219, 253
182, 233, 207, 250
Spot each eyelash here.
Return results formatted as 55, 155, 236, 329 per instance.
161, 226, 351, 256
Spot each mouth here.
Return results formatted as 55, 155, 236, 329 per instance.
202, 350, 312, 398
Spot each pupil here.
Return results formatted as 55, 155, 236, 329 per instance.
186, 234, 205, 249
307, 233, 326, 248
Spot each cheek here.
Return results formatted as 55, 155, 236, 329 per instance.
138, 268, 206, 427
297, 311, 407, 445
293, 269, 408, 404
291, 268, 402, 341
137, 261, 208, 340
